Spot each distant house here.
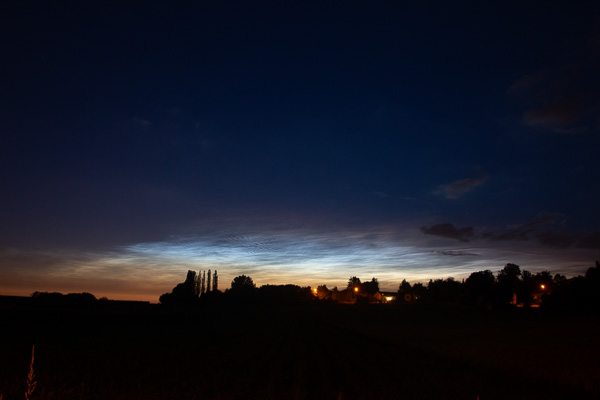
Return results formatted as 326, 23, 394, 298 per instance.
327, 289, 396, 304
371, 292, 383, 303
362, 292, 398, 304
380, 292, 396, 303
519, 285, 549, 308
337, 288, 356, 303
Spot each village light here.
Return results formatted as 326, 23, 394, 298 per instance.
354, 287, 358, 292
540, 284, 545, 290
313, 288, 317, 293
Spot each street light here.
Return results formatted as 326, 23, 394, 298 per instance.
540, 284, 545, 290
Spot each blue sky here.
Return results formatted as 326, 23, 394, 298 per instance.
1, 1, 599, 301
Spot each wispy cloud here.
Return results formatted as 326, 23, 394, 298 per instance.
508, 36, 600, 134
132, 117, 151, 127
435, 174, 489, 199
2, 216, 598, 301
487, 213, 563, 242
421, 223, 474, 242
523, 95, 582, 130
534, 231, 600, 250
440, 250, 479, 256
483, 213, 600, 250
373, 190, 389, 198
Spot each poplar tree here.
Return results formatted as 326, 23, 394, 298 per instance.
195, 271, 201, 297
207, 269, 212, 292
213, 270, 218, 292
201, 271, 206, 294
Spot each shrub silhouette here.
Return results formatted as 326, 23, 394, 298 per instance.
159, 270, 198, 305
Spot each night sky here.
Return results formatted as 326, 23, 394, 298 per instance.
2, 1, 599, 301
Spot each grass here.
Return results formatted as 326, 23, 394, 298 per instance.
1, 345, 35, 400
25, 346, 36, 400
0, 303, 599, 399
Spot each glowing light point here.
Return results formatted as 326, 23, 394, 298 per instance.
540, 284, 545, 290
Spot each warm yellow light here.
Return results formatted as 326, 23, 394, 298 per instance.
386, 297, 393, 301
540, 284, 545, 290
354, 287, 358, 292
313, 288, 317, 293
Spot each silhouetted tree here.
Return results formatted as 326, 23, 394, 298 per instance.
397, 279, 413, 303
185, 270, 196, 286
518, 269, 553, 307
542, 262, 600, 311
258, 284, 313, 303
225, 274, 258, 302
361, 277, 380, 296
585, 261, 600, 283
316, 284, 332, 300
65, 292, 97, 306
517, 270, 535, 306
529, 270, 554, 306
159, 270, 198, 305
195, 271, 201, 296
347, 276, 361, 290
427, 277, 462, 304
553, 273, 567, 287
497, 263, 521, 286
213, 270, 218, 292
31, 291, 64, 306
331, 286, 339, 301
201, 271, 206, 294
584, 260, 600, 309
230, 275, 256, 292
496, 263, 522, 306
411, 283, 427, 302
207, 270, 212, 292
159, 292, 171, 304
398, 279, 412, 293
31, 291, 98, 307
464, 270, 495, 306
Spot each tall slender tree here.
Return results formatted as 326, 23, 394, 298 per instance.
207, 269, 212, 292
213, 270, 218, 292
195, 271, 201, 297
201, 271, 206, 294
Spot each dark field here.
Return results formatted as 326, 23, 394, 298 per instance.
1, 302, 599, 399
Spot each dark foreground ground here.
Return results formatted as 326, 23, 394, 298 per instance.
1, 301, 599, 400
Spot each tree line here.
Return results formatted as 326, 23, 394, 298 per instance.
397, 261, 600, 310
159, 261, 600, 311
159, 269, 218, 305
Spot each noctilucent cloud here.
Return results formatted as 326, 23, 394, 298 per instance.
1, 2, 599, 301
